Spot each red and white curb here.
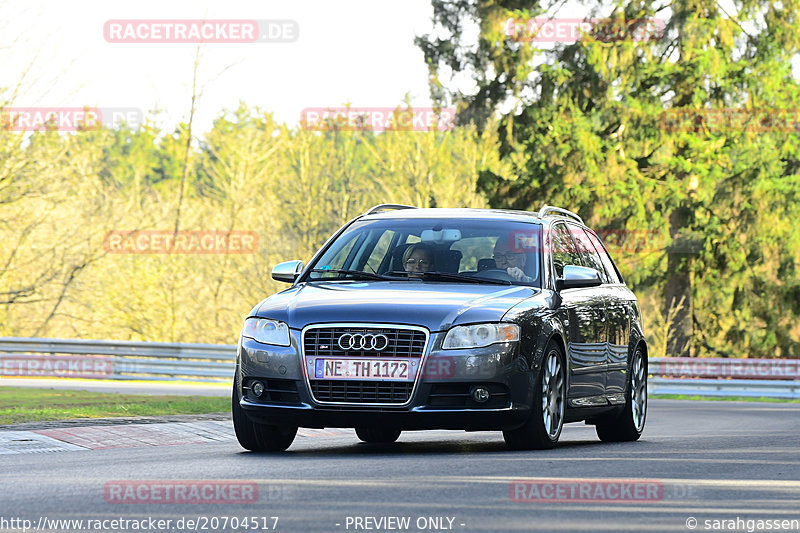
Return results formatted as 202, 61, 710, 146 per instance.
0, 430, 86, 454
0, 421, 351, 454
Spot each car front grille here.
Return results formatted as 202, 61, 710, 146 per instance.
310, 380, 413, 403
302, 324, 429, 405
303, 326, 426, 359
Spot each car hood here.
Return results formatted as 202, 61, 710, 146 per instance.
255, 281, 539, 332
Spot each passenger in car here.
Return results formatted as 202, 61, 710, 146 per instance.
403, 244, 435, 273
493, 238, 535, 283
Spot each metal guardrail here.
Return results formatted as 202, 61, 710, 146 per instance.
649, 357, 800, 380
0, 337, 236, 382
648, 377, 800, 398
0, 338, 798, 398
648, 357, 800, 399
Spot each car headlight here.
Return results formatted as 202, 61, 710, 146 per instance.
242, 318, 290, 346
442, 323, 520, 350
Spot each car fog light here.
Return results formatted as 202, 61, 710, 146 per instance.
252, 381, 265, 397
471, 386, 490, 403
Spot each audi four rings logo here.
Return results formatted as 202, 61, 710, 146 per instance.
338, 333, 389, 351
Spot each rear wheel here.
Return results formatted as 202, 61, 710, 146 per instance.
232, 376, 297, 451
503, 343, 565, 450
596, 346, 647, 442
355, 427, 401, 443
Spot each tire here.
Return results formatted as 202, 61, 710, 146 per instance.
503, 343, 566, 450
596, 346, 647, 442
355, 427, 402, 443
232, 376, 298, 452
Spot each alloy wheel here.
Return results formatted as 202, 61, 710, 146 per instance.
541, 349, 565, 438
631, 350, 647, 432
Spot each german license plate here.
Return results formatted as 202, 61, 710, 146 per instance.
313, 358, 414, 381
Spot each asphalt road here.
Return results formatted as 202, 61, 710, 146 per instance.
1, 400, 799, 533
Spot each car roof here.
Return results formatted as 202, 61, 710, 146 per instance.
358, 207, 583, 227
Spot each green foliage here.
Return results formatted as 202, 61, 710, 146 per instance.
0, 103, 506, 344
417, 0, 800, 357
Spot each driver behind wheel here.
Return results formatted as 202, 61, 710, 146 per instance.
493, 238, 535, 283
403, 244, 435, 274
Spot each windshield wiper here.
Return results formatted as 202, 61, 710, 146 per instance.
419, 271, 512, 285
309, 269, 397, 281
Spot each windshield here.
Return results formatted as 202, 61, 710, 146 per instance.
305, 218, 542, 287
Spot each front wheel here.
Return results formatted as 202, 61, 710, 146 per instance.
232, 376, 298, 451
503, 343, 565, 450
596, 346, 647, 442
355, 427, 401, 443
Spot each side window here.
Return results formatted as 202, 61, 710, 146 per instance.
550, 223, 583, 278
585, 230, 622, 284
572, 226, 610, 283
363, 230, 396, 272
325, 234, 360, 270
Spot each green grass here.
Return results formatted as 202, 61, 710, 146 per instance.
2, 387, 795, 426
652, 393, 800, 403
0, 387, 229, 425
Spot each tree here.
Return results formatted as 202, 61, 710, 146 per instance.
417, 0, 800, 357
0, 123, 123, 336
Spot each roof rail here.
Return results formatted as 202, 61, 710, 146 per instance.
363, 204, 418, 216
537, 205, 584, 225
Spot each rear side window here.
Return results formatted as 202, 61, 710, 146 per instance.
585, 230, 622, 284
450, 237, 494, 271
550, 223, 583, 277
571, 226, 611, 283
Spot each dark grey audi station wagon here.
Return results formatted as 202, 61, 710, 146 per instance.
232, 205, 648, 451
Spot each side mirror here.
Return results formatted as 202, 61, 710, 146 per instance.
556, 265, 602, 291
272, 260, 304, 283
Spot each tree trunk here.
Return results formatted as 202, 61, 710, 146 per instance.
663, 205, 693, 356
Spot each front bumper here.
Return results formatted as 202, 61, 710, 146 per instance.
237, 328, 535, 431
240, 400, 531, 430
